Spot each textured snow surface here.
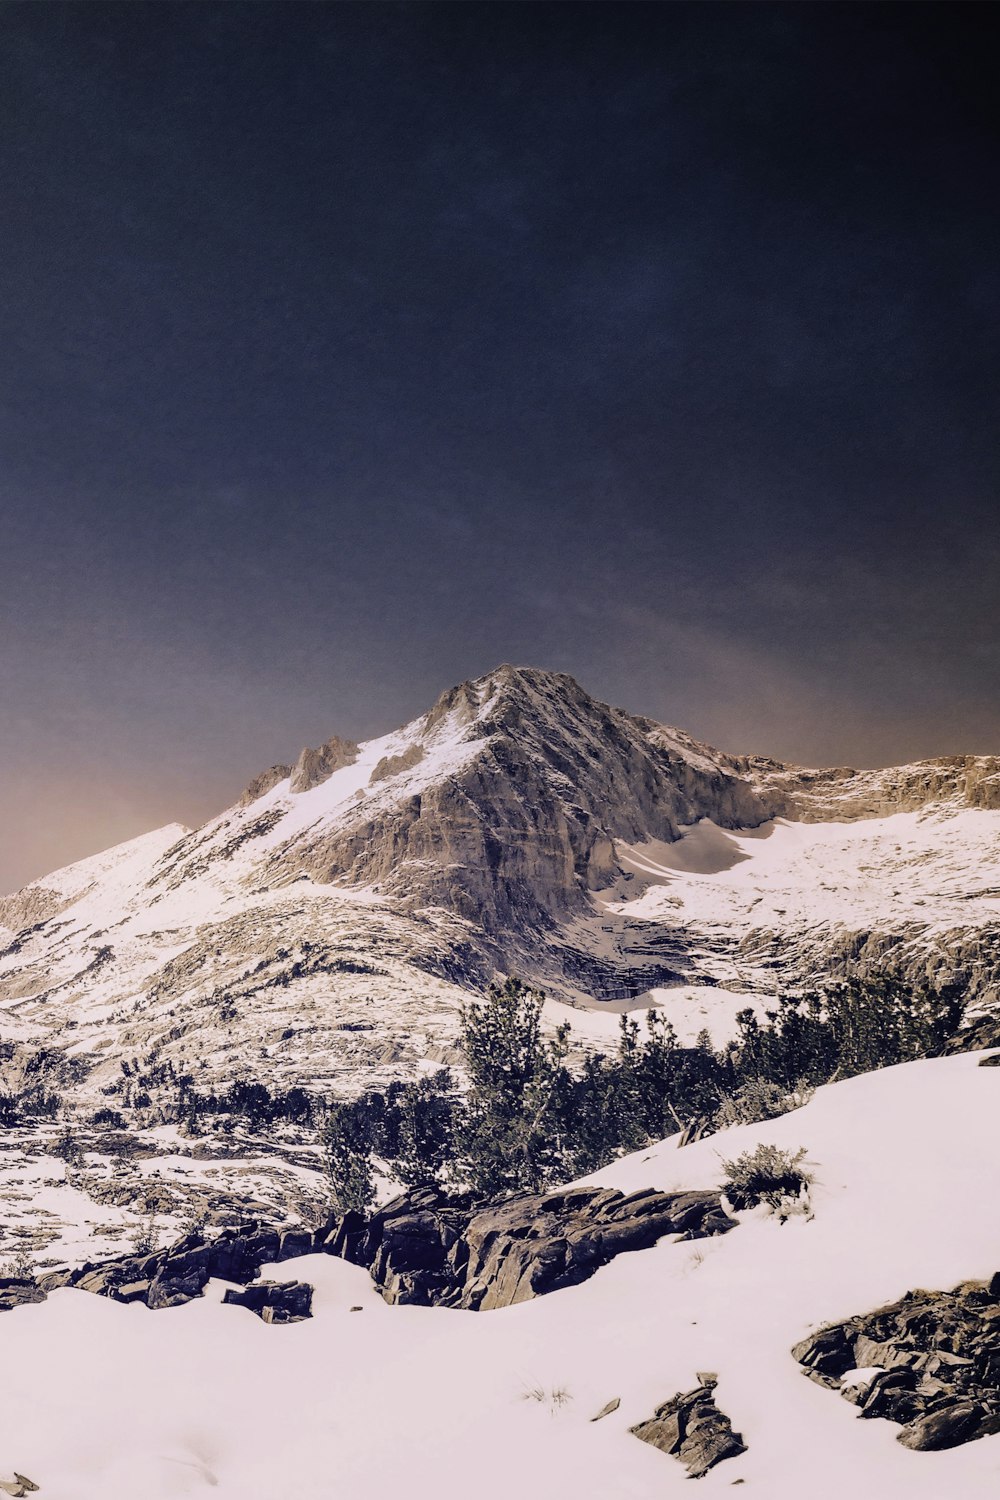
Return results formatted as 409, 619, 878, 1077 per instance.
605, 807, 1000, 936
2, 1051, 998, 1498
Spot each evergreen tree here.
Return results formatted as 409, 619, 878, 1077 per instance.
456, 977, 572, 1195
394, 1069, 457, 1187
322, 1102, 376, 1215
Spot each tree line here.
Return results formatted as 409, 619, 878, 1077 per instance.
322, 973, 964, 1212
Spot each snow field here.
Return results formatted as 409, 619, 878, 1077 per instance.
2, 1051, 998, 1499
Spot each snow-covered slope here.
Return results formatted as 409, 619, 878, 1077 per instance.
2, 1050, 998, 1499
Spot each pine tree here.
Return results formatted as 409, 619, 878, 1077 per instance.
322, 1103, 376, 1215
394, 1070, 457, 1187
456, 977, 571, 1195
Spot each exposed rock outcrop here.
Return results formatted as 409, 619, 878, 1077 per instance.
238, 763, 292, 806
6, 1185, 733, 1325
289, 736, 359, 794
34, 1222, 319, 1312
0, 1277, 45, 1313
323, 1182, 737, 1309
223, 1279, 313, 1323
369, 743, 426, 784
792, 1275, 1000, 1450
630, 1380, 747, 1477
0, 884, 72, 936
747, 753, 1000, 823
0, 1474, 40, 1498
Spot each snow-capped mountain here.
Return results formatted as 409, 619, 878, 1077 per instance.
2, 664, 1000, 1486
2, 663, 1000, 1121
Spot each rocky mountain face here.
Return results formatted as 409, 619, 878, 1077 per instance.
258, 668, 776, 937
1, 662, 999, 1170
743, 752, 1000, 822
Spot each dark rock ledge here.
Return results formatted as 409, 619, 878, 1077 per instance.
33, 1222, 312, 1310
0, 1182, 735, 1320
792, 1273, 1000, 1451
323, 1183, 736, 1309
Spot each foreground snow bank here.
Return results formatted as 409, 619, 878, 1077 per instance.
2, 1052, 998, 1498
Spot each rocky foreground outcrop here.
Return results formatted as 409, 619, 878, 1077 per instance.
324, 1182, 736, 1309
792, 1275, 1000, 1450
0, 1183, 735, 1322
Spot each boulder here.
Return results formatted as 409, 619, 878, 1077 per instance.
147, 1268, 208, 1310
898, 1401, 986, 1451
0, 1278, 44, 1313
207, 1227, 279, 1282
0, 1475, 40, 1498
859, 1369, 925, 1424
277, 1227, 316, 1261
790, 1325, 855, 1382
223, 1280, 313, 1323
631, 1383, 747, 1477
37, 1268, 76, 1294
113, 1279, 152, 1304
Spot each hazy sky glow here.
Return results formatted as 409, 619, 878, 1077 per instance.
1, 2, 998, 892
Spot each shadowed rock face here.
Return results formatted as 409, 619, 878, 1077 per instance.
5, 1186, 734, 1328
322, 1182, 737, 1309
30, 1224, 316, 1308
222, 1279, 313, 1323
0, 1277, 45, 1313
792, 1275, 1000, 1451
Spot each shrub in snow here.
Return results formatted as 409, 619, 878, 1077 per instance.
720, 1143, 812, 1214
131, 1213, 160, 1257
0, 1247, 34, 1280
90, 1106, 124, 1129
715, 1076, 813, 1129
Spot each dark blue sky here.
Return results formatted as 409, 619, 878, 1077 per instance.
1, 2, 998, 889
